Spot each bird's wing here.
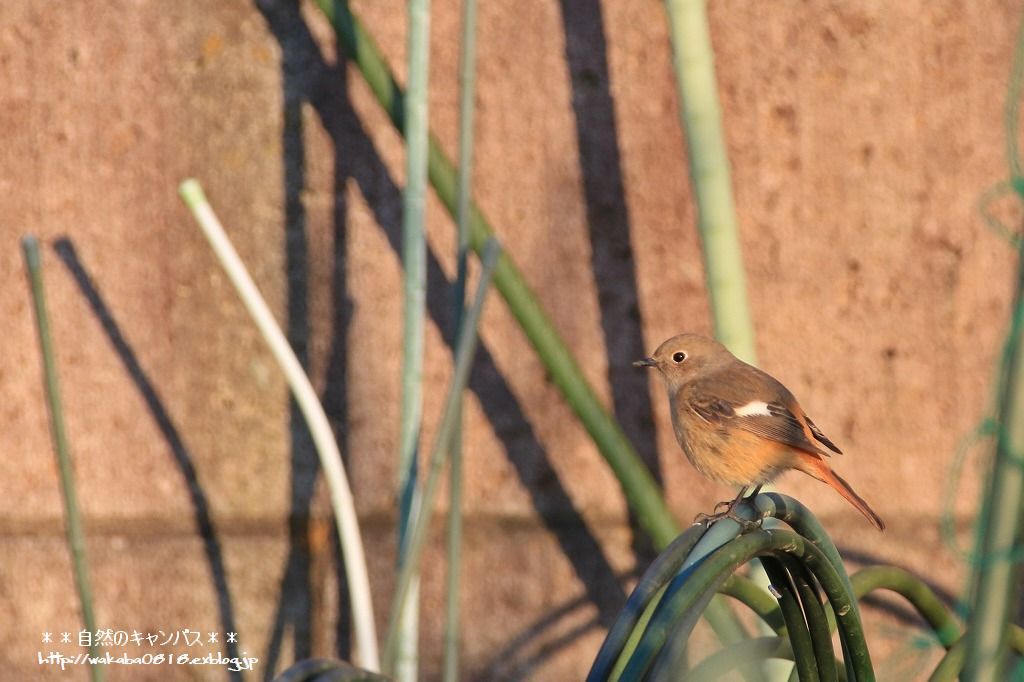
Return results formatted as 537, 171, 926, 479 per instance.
686, 379, 840, 456
805, 416, 843, 454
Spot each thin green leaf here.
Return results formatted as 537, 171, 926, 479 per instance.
22, 236, 104, 682
382, 239, 502, 669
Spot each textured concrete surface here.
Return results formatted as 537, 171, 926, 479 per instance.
1, 0, 1019, 679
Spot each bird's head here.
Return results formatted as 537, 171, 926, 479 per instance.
633, 333, 733, 391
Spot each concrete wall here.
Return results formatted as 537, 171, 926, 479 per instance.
2, 0, 1018, 679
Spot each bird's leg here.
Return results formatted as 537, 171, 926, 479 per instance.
694, 487, 749, 525
723, 486, 750, 512
716, 484, 773, 531
694, 486, 768, 530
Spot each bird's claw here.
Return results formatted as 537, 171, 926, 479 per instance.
693, 504, 765, 532
725, 509, 766, 532
692, 498, 738, 525
692, 511, 715, 526
712, 499, 733, 514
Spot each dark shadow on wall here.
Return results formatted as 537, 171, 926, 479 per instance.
255, 2, 358, 676
474, 591, 602, 680
255, 0, 627, 674
258, 12, 327, 674
52, 239, 243, 682
557, 0, 663, 563
247, 0, 359, 669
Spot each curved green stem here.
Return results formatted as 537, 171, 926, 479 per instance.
644, 513, 764, 682
644, 571, 732, 681
587, 523, 708, 681
619, 528, 873, 681
929, 625, 1024, 681
180, 183, 380, 670
781, 554, 836, 681
687, 637, 794, 682
1013, 624, 1024, 652
760, 556, 817, 682
929, 636, 966, 682
754, 493, 865, 679
754, 494, 858, 598
722, 562, 846, 682
718, 574, 787, 636
851, 566, 961, 648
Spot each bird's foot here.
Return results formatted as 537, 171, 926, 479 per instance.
693, 495, 742, 523
693, 499, 764, 532
724, 508, 766, 532
692, 511, 715, 526
712, 499, 734, 514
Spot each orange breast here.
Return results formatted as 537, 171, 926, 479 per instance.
674, 416, 798, 486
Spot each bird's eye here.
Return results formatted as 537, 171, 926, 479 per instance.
672, 352, 686, 363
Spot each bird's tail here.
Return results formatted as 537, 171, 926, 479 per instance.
798, 455, 885, 531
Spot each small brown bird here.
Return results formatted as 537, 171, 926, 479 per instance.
635, 333, 884, 531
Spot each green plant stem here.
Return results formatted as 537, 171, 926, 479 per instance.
454, 0, 477, 251
964, 251, 1024, 680
429, 76, 686, 548
393, 0, 433, 675
621, 527, 873, 681
850, 567, 961, 648
619, 527, 761, 679
754, 492, 865, 679
313, 0, 750, 653
964, 9, 1024, 680
782, 555, 835, 681
759, 557, 817, 682
587, 523, 707, 681
649, 511, 765, 682
660, 3, 775, 674
717, 572, 1024, 682
179, 180, 380, 670
313, 0, 677, 547
382, 239, 501, 673
718, 574, 787, 636
443, 0, 478, 677
611, 508, 759, 681
643, 569, 729, 681
22, 236, 104, 682
602, 522, 708, 675
721, 564, 849, 681
931, 626, 1024, 682
930, 637, 967, 682
444, 413, 464, 682
661, 0, 756, 362
661, 0, 770, 666
688, 637, 795, 682
753, 494, 858, 601
606, 502, 764, 681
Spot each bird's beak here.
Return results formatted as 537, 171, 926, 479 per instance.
632, 357, 657, 368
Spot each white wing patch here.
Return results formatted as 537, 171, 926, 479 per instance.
733, 400, 772, 417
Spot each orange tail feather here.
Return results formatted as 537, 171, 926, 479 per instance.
798, 455, 885, 531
